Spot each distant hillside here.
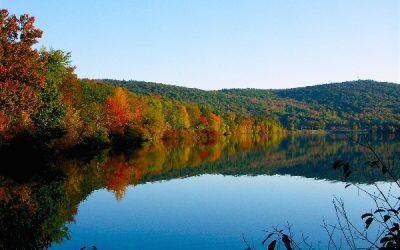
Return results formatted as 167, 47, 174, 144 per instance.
101, 79, 400, 131
275, 81, 400, 114
101, 79, 271, 115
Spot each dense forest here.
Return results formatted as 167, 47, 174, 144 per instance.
104, 79, 400, 132
0, 9, 398, 149
0, 9, 283, 148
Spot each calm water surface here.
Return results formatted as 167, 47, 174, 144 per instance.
1, 134, 399, 249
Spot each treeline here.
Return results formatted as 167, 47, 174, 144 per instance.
104, 80, 400, 132
0, 10, 283, 147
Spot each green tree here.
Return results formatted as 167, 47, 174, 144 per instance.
34, 49, 70, 138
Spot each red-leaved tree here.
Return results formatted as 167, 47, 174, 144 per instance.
0, 9, 46, 134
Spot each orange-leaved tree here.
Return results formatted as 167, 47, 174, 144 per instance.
0, 9, 46, 134
104, 87, 133, 134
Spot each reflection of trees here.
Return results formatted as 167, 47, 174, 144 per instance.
103, 154, 133, 200
0, 177, 71, 249
62, 135, 398, 205
138, 134, 399, 184
53, 134, 284, 206
0, 134, 398, 248
59, 134, 399, 205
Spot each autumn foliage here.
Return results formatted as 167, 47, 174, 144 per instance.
0, 9, 284, 146
0, 9, 46, 132
105, 87, 132, 134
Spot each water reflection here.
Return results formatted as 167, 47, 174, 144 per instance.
0, 134, 398, 248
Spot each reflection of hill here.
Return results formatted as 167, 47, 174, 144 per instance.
0, 134, 398, 248
58, 133, 399, 207
141, 134, 399, 184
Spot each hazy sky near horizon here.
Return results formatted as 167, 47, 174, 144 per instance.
2, 0, 399, 89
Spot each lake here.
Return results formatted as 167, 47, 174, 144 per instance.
0, 133, 399, 249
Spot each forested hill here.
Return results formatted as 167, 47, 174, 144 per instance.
101, 79, 272, 115
102, 79, 400, 131
275, 81, 400, 113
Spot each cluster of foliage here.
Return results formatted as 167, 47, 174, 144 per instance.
0, 9, 283, 148
104, 79, 400, 132
0, 9, 46, 133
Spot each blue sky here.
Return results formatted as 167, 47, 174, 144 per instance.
1, 0, 399, 89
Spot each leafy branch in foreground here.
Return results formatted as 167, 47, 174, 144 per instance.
243, 222, 312, 250
247, 141, 399, 249
329, 142, 400, 249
